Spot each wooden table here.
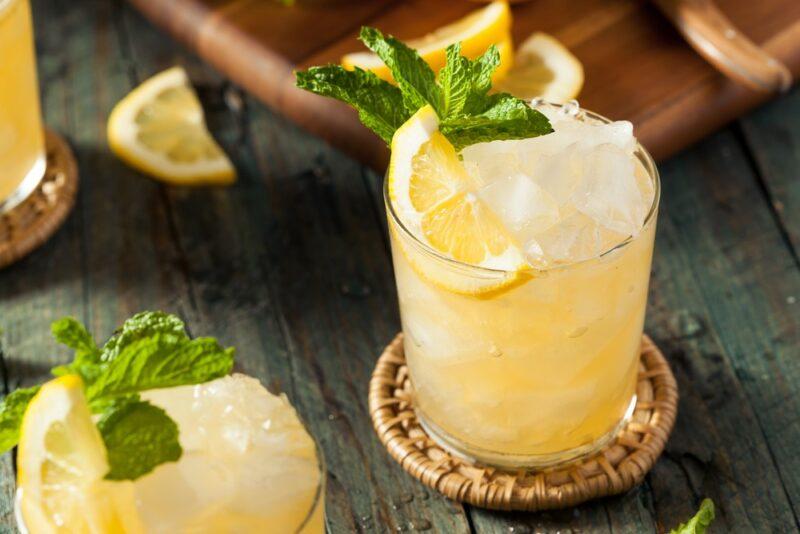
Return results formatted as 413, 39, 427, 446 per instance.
1, 1, 798, 532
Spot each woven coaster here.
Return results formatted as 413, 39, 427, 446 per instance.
0, 130, 79, 269
369, 334, 678, 511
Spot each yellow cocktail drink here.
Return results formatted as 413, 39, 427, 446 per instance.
0, 0, 45, 213
387, 104, 659, 467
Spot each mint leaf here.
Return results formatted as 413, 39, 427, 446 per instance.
51, 317, 99, 359
86, 333, 234, 400
439, 43, 500, 119
102, 311, 188, 362
296, 66, 410, 144
359, 26, 443, 116
440, 93, 553, 150
98, 398, 181, 480
670, 499, 715, 534
51, 317, 103, 382
0, 386, 40, 454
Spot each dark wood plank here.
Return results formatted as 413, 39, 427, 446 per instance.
115, 4, 473, 532
738, 86, 800, 256
645, 129, 800, 531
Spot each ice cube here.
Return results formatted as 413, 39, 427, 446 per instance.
460, 142, 520, 185
527, 142, 584, 206
571, 143, 645, 236
525, 212, 626, 268
477, 173, 560, 242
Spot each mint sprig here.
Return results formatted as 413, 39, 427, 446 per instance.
295, 26, 553, 150
0, 311, 235, 481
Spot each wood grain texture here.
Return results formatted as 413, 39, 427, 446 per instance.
126, 0, 800, 171
1, 0, 800, 532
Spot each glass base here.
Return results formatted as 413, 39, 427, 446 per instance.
416, 394, 638, 470
0, 153, 46, 214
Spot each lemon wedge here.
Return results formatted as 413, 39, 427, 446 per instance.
108, 66, 235, 186
494, 32, 584, 103
16, 375, 143, 533
342, 1, 513, 83
388, 106, 528, 296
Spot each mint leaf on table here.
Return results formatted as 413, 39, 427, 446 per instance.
440, 93, 553, 150
0, 386, 40, 455
670, 499, 715, 534
98, 397, 181, 481
86, 334, 234, 402
359, 26, 444, 116
296, 66, 410, 144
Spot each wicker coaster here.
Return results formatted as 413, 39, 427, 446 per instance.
0, 130, 79, 269
369, 334, 678, 511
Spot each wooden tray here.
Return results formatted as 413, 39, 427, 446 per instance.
127, 0, 800, 170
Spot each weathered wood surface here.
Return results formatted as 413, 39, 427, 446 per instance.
0, 0, 798, 532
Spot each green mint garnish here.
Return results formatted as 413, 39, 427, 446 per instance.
358, 27, 444, 117
0, 386, 40, 454
296, 66, 410, 145
0, 311, 235, 481
295, 26, 553, 149
670, 499, 715, 534
440, 93, 553, 150
98, 397, 182, 481
86, 334, 234, 401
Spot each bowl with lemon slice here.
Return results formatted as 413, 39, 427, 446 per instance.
297, 22, 659, 470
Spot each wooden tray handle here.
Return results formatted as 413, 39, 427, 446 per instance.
653, 0, 793, 93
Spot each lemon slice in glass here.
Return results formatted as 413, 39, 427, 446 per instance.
388, 106, 529, 296
108, 66, 235, 186
494, 32, 584, 103
342, 1, 514, 83
16, 375, 144, 533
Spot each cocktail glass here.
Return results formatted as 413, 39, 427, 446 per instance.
386, 106, 660, 468
0, 0, 46, 214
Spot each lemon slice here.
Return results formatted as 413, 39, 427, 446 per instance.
16, 375, 143, 533
342, 1, 513, 83
494, 32, 584, 103
388, 106, 528, 296
108, 66, 235, 186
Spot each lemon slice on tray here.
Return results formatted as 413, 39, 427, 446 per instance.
494, 32, 584, 103
388, 106, 529, 297
342, 1, 514, 83
108, 66, 235, 186
16, 375, 143, 533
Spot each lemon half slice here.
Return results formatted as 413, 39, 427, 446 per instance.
108, 66, 235, 186
494, 32, 584, 103
343, 1, 513, 83
16, 376, 143, 533
388, 106, 528, 296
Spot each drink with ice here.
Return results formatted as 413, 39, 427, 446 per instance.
388, 103, 659, 466
139, 375, 325, 533
0, 0, 46, 213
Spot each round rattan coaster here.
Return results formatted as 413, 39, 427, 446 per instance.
369, 334, 678, 511
0, 130, 79, 269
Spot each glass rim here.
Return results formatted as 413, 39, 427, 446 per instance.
383, 104, 662, 276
